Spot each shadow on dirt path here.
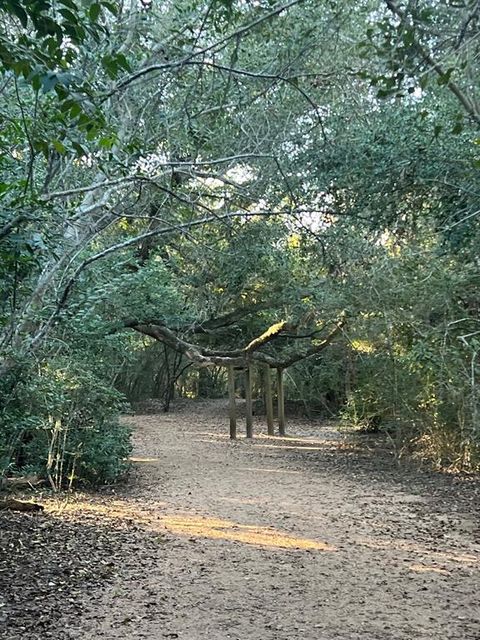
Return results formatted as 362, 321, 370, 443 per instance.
2, 399, 479, 639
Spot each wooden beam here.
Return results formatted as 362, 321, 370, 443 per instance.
263, 365, 274, 435
228, 365, 236, 440
245, 364, 253, 439
277, 367, 286, 436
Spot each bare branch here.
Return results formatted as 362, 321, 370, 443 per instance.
42, 176, 138, 201
108, 0, 307, 97
42, 153, 275, 202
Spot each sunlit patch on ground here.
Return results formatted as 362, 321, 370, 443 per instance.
161, 514, 337, 551
44, 499, 168, 526
42, 499, 336, 551
129, 456, 160, 463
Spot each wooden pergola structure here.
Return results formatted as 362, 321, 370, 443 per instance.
227, 363, 285, 440
124, 311, 346, 439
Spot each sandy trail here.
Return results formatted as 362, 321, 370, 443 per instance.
58, 401, 480, 639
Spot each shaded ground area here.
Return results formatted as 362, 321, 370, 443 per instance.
0, 506, 163, 639
1, 399, 479, 639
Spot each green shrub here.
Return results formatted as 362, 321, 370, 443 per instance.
0, 360, 132, 489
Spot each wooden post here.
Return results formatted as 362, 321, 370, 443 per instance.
245, 364, 253, 438
263, 365, 274, 436
277, 367, 286, 436
228, 365, 236, 440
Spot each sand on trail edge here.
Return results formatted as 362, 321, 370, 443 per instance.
1, 399, 479, 640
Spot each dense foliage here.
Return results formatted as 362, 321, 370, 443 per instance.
1, 0, 479, 485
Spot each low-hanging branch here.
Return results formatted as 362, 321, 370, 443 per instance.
244, 320, 293, 353
130, 313, 346, 369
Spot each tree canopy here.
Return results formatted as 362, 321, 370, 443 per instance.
1, 0, 479, 485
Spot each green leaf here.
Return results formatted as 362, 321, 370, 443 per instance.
115, 53, 131, 72
32, 138, 50, 158
52, 139, 67, 154
86, 126, 98, 141
34, 15, 63, 38
89, 3, 101, 21
54, 84, 69, 99
402, 28, 415, 47
377, 88, 393, 98
71, 141, 88, 156
437, 68, 454, 86
101, 55, 119, 79
69, 102, 82, 118
28, 69, 42, 92
59, 8, 78, 22
101, 1, 117, 15
58, 0, 78, 9
99, 136, 114, 149
63, 22, 86, 43
12, 59, 32, 77
60, 98, 75, 113
8, 2, 28, 27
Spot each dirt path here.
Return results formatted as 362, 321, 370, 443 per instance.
3, 400, 480, 639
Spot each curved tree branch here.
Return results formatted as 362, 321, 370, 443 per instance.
130, 314, 347, 369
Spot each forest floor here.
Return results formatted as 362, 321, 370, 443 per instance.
1, 399, 480, 640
